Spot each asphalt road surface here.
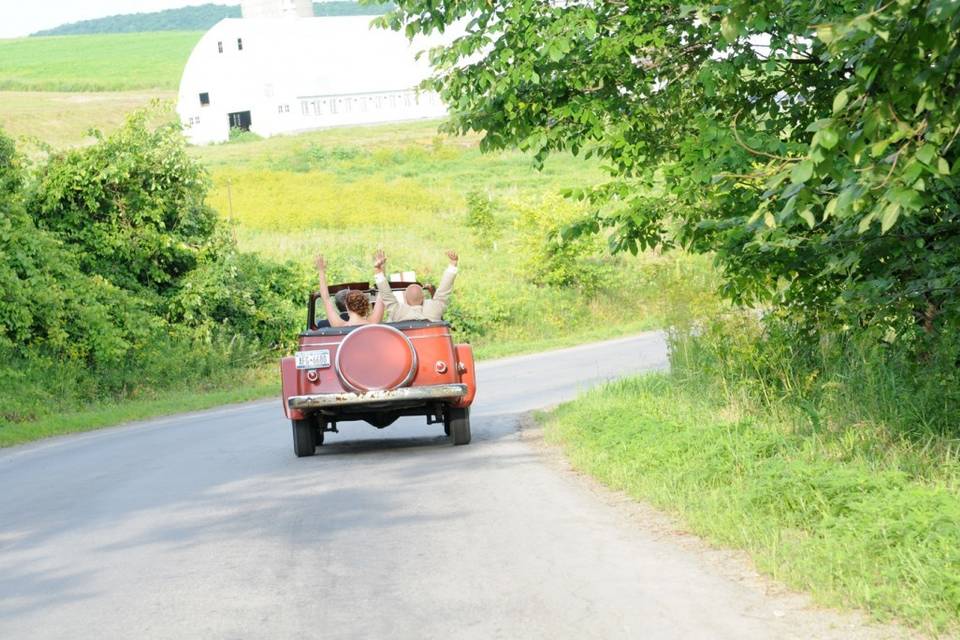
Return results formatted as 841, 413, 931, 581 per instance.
0, 333, 903, 639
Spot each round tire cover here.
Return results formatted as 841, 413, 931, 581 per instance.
335, 324, 417, 392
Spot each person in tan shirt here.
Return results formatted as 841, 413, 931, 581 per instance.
373, 249, 459, 322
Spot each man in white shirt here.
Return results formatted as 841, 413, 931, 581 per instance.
374, 249, 459, 322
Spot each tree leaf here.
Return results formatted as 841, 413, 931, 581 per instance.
791, 160, 814, 184
916, 144, 936, 165
799, 207, 816, 229
721, 15, 743, 43
816, 24, 836, 44
880, 202, 901, 233
819, 127, 840, 150
832, 90, 849, 114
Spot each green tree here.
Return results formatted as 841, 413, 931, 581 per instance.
28, 110, 222, 297
0, 128, 155, 365
380, 0, 960, 334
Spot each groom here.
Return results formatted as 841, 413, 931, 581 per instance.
374, 249, 459, 322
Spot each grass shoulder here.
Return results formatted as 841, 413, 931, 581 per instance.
0, 367, 278, 448
540, 373, 960, 635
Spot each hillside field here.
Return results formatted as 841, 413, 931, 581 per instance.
0, 90, 175, 147
192, 119, 718, 358
0, 32, 201, 91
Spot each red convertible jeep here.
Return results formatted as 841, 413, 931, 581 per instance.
280, 282, 477, 457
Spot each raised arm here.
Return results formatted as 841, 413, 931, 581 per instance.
373, 249, 399, 319
370, 291, 386, 324
432, 250, 459, 308
315, 255, 347, 328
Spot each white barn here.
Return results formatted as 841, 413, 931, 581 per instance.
176, 1, 448, 144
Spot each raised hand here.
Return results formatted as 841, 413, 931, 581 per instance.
373, 249, 386, 272
446, 250, 459, 266
315, 255, 327, 273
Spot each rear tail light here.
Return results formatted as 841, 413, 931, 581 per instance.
435, 360, 448, 374
306, 370, 319, 382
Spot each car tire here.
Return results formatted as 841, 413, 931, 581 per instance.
292, 418, 317, 457
446, 407, 471, 445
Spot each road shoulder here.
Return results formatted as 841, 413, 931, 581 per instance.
518, 412, 919, 640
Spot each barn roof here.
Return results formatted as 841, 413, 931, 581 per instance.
179, 16, 447, 99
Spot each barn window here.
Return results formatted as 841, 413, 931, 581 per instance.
199, 92, 210, 106
284, 105, 290, 113
237, 38, 243, 51
278, 105, 283, 114
217, 41, 223, 54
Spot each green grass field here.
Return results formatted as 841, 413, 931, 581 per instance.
0, 32, 201, 91
0, 90, 175, 147
192, 119, 718, 356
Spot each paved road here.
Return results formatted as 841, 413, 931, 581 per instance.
0, 333, 899, 639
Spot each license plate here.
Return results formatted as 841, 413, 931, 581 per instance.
295, 349, 331, 369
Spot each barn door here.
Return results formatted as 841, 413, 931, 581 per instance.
227, 111, 252, 131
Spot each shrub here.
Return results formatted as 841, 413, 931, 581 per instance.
0, 116, 314, 428
0, 127, 159, 366
27, 110, 222, 295
165, 251, 309, 350
464, 190, 498, 247
513, 195, 615, 296
670, 311, 960, 442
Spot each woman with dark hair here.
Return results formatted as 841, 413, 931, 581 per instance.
315, 255, 385, 327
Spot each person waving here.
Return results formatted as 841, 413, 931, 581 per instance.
374, 249, 459, 322
315, 255, 385, 327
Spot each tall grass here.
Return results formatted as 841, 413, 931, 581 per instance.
0, 32, 201, 91
670, 315, 960, 473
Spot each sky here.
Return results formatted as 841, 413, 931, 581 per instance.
0, 1, 217, 39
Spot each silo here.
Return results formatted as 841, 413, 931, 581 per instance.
240, 0, 313, 18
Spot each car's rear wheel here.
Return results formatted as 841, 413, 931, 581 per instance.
292, 418, 317, 457
446, 407, 471, 445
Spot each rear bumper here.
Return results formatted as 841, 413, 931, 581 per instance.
288, 383, 467, 411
